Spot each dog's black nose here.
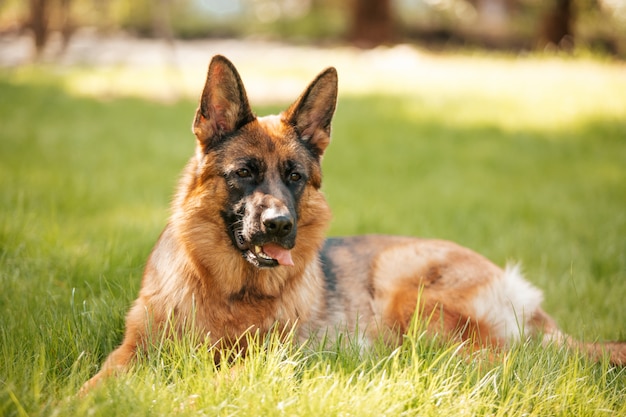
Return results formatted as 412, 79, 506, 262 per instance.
263, 215, 293, 238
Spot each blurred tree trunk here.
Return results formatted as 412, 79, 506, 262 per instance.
27, 0, 74, 60
349, 0, 394, 48
540, 0, 574, 49
28, 0, 48, 60
58, 0, 74, 56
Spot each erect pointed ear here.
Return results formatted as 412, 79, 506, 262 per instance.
283, 67, 338, 158
192, 55, 256, 148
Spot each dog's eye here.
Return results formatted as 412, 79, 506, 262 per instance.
289, 172, 302, 182
236, 168, 251, 178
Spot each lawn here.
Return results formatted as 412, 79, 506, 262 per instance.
1, 48, 625, 416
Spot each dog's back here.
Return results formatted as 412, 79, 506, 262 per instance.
315, 236, 548, 347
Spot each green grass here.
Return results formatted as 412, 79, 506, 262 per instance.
1, 53, 626, 416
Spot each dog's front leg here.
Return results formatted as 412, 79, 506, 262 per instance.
79, 297, 154, 394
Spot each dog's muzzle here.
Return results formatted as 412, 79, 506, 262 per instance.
232, 207, 296, 268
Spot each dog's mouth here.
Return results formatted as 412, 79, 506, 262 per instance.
234, 230, 294, 268
251, 243, 294, 267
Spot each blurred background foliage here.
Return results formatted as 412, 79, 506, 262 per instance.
1, 0, 625, 60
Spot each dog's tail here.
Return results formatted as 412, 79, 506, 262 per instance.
577, 341, 626, 366
531, 308, 625, 366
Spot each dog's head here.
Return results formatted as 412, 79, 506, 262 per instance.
188, 55, 337, 269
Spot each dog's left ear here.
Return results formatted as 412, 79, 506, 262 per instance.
284, 67, 338, 158
193, 55, 256, 148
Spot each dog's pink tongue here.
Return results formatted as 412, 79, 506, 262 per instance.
263, 243, 294, 266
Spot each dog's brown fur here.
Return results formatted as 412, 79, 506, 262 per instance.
82, 55, 625, 391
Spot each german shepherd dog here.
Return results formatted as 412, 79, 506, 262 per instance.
83, 55, 624, 390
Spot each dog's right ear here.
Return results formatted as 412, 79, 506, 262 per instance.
192, 55, 256, 148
